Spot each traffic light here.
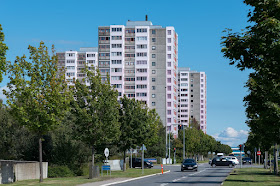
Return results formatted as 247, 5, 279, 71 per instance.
174, 147, 176, 152
178, 125, 182, 130
239, 144, 242, 151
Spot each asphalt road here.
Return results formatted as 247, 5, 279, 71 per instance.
114, 163, 233, 186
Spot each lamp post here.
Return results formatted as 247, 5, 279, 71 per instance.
183, 124, 185, 159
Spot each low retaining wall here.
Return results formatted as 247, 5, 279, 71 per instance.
0, 160, 48, 184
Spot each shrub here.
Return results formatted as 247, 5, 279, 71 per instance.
48, 165, 74, 178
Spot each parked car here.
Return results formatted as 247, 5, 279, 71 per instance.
181, 159, 198, 171
131, 158, 153, 168
211, 157, 235, 168
242, 157, 252, 164
226, 156, 239, 165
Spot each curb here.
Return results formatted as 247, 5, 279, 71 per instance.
100, 170, 171, 186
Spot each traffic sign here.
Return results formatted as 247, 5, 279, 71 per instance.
104, 148, 109, 157
140, 144, 147, 151
257, 151, 261, 156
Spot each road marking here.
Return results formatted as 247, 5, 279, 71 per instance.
160, 184, 168, 186
172, 178, 181, 182
101, 170, 170, 186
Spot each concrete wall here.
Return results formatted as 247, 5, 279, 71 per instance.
0, 161, 48, 184
14, 162, 48, 181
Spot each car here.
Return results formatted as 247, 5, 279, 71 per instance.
242, 157, 252, 164
217, 153, 224, 157
211, 157, 235, 168
131, 158, 153, 168
181, 159, 198, 171
226, 156, 239, 165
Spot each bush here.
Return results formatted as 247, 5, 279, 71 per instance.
48, 165, 75, 178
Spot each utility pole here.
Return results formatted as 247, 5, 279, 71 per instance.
166, 124, 168, 163
168, 131, 171, 164
258, 147, 260, 165
183, 124, 185, 160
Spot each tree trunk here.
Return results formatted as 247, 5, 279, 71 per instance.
39, 137, 43, 182
89, 146, 95, 179
276, 144, 279, 175
123, 150, 126, 171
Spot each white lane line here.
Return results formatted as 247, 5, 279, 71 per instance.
160, 184, 168, 186
172, 178, 181, 182
101, 170, 171, 186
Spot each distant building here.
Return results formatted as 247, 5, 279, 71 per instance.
231, 147, 245, 157
178, 67, 207, 133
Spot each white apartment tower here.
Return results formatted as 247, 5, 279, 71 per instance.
178, 67, 207, 133
98, 20, 179, 137
57, 47, 98, 86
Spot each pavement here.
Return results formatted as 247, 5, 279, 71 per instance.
79, 163, 263, 186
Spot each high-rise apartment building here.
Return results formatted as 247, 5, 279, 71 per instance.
98, 20, 179, 137
178, 67, 207, 133
57, 47, 98, 86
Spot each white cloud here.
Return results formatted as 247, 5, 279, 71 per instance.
212, 127, 249, 147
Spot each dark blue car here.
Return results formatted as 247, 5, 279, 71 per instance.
181, 159, 198, 171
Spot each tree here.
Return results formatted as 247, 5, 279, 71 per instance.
118, 96, 161, 171
71, 70, 120, 178
4, 42, 70, 182
221, 0, 280, 149
0, 24, 8, 83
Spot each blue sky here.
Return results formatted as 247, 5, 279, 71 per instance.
0, 0, 252, 146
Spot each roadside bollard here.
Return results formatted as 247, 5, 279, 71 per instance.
161, 164, 163, 174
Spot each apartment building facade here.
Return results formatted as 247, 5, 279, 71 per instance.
178, 67, 207, 133
57, 47, 98, 86
98, 21, 179, 137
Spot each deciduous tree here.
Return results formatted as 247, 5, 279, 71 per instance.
0, 24, 8, 83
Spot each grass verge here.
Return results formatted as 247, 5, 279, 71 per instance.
223, 168, 280, 186
11, 168, 163, 186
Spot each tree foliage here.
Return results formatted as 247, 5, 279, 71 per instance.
0, 24, 8, 83
221, 0, 280, 147
4, 42, 70, 181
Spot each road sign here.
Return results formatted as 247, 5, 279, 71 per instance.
247, 151, 251, 154
257, 151, 261, 156
140, 144, 147, 151
104, 148, 109, 157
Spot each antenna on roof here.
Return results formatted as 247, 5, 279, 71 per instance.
146, 15, 148, 21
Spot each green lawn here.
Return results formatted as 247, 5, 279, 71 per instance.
11, 168, 163, 186
223, 168, 280, 186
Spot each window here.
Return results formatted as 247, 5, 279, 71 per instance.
125, 70, 135, 73
111, 44, 122, 48
136, 60, 147, 65
167, 62, 171, 67
181, 73, 188, 76
201, 79, 204, 82
167, 46, 171, 51
125, 46, 135, 49
111, 27, 122, 32
137, 93, 147, 97
67, 53, 75, 57
201, 74, 204, 77
125, 38, 135, 41
137, 44, 147, 49
167, 70, 171, 75
152, 86, 156, 90
152, 46, 156, 50
99, 45, 110, 49
167, 54, 171, 59
87, 60, 95, 64
201, 105, 204, 108
125, 77, 135, 81
152, 94, 156, 98
125, 62, 134, 65
152, 70, 156, 74
167, 94, 171, 99
201, 89, 204, 93
191, 95, 193, 97
125, 29, 135, 33
99, 37, 110, 41
125, 85, 135, 89
87, 54, 95, 57
127, 94, 135, 97
136, 84, 147, 89
66, 60, 75, 63
167, 118, 171, 123
152, 54, 156, 58
167, 110, 171, 115
152, 62, 156, 66
66, 72, 75, 76
111, 68, 122, 72
152, 30, 156, 34
152, 102, 156, 106
111, 36, 122, 40
201, 84, 204, 87
99, 61, 109, 66
152, 38, 156, 42
201, 100, 203, 103
201, 95, 204, 98
118, 92, 122, 96
167, 78, 171, 83
136, 68, 147, 73
152, 78, 156, 82
167, 30, 172, 35
99, 53, 110, 57
137, 28, 147, 33
137, 76, 147, 81
167, 102, 171, 107
167, 38, 171, 43
136, 36, 147, 41
125, 54, 135, 57
181, 78, 188, 81
112, 84, 122, 88
191, 84, 193, 87
111, 76, 122, 80
111, 60, 122, 64
167, 86, 171, 91
191, 100, 193, 102
201, 110, 204, 113
137, 52, 147, 57
111, 52, 122, 56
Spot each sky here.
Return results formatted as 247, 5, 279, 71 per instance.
0, 0, 252, 147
